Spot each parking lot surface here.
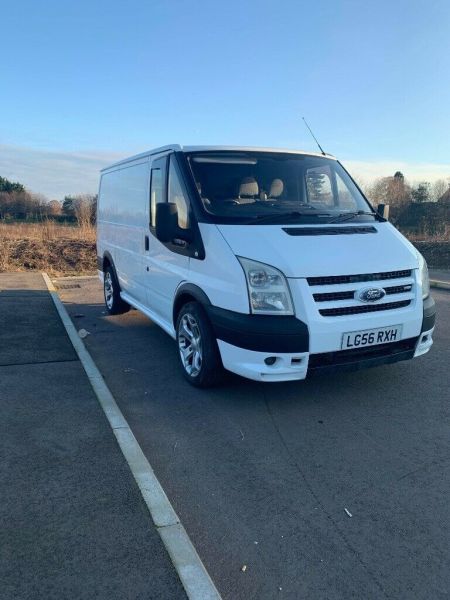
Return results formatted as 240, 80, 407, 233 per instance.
56, 276, 450, 600
0, 273, 186, 600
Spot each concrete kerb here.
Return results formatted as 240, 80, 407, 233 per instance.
42, 272, 222, 600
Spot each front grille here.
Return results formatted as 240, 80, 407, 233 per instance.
307, 268, 415, 317
308, 337, 418, 369
319, 300, 411, 317
313, 290, 355, 302
385, 284, 412, 295
307, 270, 412, 286
313, 283, 413, 303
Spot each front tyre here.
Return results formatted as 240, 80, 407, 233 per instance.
176, 302, 224, 387
103, 265, 130, 315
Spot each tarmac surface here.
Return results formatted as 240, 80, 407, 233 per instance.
0, 273, 186, 600
53, 274, 450, 600
2, 271, 449, 599
429, 269, 450, 282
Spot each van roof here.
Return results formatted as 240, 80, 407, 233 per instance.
101, 145, 336, 171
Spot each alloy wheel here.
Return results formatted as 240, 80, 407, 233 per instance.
104, 271, 114, 310
178, 313, 203, 377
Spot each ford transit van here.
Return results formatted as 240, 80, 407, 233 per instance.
97, 145, 435, 386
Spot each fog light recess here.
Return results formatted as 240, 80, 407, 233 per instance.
264, 356, 277, 366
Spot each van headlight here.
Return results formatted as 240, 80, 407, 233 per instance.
238, 257, 294, 315
417, 252, 430, 299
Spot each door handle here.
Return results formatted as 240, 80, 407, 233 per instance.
144, 235, 149, 251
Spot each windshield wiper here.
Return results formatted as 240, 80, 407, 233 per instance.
328, 210, 384, 224
245, 211, 332, 225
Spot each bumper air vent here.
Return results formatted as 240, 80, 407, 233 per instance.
308, 337, 418, 370
283, 226, 377, 236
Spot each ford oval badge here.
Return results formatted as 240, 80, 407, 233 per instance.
357, 287, 386, 302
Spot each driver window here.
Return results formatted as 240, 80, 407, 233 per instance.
168, 157, 189, 229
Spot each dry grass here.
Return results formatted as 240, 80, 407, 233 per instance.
0, 221, 96, 242
402, 229, 450, 242
0, 221, 96, 275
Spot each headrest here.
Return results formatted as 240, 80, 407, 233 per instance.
239, 177, 259, 197
269, 179, 284, 198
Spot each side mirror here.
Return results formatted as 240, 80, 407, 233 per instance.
155, 202, 194, 244
155, 202, 178, 243
377, 203, 390, 220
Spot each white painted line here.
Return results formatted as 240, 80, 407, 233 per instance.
430, 279, 450, 291
159, 524, 222, 599
113, 427, 179, 528
42, 272, 221, 600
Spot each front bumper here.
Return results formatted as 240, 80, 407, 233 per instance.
207, 297, 436, 382
205, 306, 309, 353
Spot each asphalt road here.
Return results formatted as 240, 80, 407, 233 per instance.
58, 278, 450, 600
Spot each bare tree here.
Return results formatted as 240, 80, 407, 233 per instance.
366, 173, 412, 222
73, 194, 97, 230
47, 199, 62, 215
431, 179, 449, 203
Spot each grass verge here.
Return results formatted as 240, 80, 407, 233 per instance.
0, 223, 96, 276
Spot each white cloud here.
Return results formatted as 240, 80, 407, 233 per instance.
342, 159, 450, 185
0, 144, 126, 199
0, 143, 449, 199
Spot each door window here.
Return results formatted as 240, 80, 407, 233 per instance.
168, 156, 190, 229
150, 168, 163, 227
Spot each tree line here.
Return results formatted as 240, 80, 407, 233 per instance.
361, 172, 450, 236
0, 176, 97, 226
1, 172, 449, 236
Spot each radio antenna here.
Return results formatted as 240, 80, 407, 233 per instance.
302, 117, 326, 156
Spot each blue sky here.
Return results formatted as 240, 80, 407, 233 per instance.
1, 0, 449, 198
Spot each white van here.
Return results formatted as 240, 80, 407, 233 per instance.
97, 145, 435, 387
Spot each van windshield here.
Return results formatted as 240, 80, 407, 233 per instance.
186, 151, 375, 224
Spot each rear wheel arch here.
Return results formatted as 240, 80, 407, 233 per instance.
102, 251, 114, 273
102, 255, 130, 315
102, 253, 121, 290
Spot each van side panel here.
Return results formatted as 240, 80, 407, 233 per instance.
97, 159, 149, 302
